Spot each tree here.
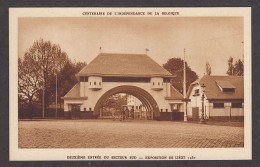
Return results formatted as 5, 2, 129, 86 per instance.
226, 57, 244, 76
233, 59, 244, 76
102, 94, 127, 115
163, 58, 198, 94
19, 39, 69, 111
18, 57, 41, 110
53, 60, 87, 108
226, 57, 234, 76
206, 62, 212, 75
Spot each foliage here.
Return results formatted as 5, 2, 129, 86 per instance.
226, 57, 244, 76
18, 39, 87, 111
163, 58, 198, 94
101, 94, 127, 115
226, 57, 234, 76
51, 60, 86, 106
233, 59, 244, 76
206, 62, 212, 75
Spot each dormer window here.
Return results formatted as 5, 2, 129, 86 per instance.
222, 88, 235, 93
215, 80, 236, 93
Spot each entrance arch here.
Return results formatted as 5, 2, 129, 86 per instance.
93, 85, 160, 119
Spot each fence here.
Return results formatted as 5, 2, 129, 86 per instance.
19, 106, 64, 119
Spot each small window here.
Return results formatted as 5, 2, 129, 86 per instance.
80, 77, 85, 82
223, 88, 235, 93
136, 106, 138, 109
166, 109, 168, 112
99, 82, 101, 85
158, 82, 160, 85
193, 89, 200, 96
84, 108, 86, 111
89, 108, 92, 111
153, 82, 155, 85
232, 103, 242, 108
90, 82, 91, 85
213, 103, 224, 108
161, 109, 163, 112
94, 81, 96, 85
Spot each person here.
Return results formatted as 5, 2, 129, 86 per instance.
131, 107, 134, 120
122, 107, 126, 121
125, 107, 129, 120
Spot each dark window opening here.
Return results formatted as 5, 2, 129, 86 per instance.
193, 89, 200, 96
94, 81, 96, 85
223, 88, 235, 93
232, 103, 242, 108
80, 77, 88, 82
89, 108, 92, 111
213, 103, 224, 108
166, 109, 168, 112
161, 109, 163, 112
103, 77, 150, 82
90, 82, 91, 85
84, 108, 86, 111
80, 77, 84, 82
136, 106, 138, 109
153, 82, 155, 85
158, 82, 160, 85
163, 78, 170, 83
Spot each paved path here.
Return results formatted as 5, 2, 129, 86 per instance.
18, 120, 244, 148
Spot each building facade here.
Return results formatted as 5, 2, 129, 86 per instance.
62, 53, 184, 120
187, 75, 244, 121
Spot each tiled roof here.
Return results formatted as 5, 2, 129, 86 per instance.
77, 53, 173, 77
215, 80, 236, 89
165, 85, 184, 100
187, 75, 244, 100
61, 83, 87, 100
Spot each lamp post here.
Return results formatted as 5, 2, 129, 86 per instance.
200, 83, 206, 124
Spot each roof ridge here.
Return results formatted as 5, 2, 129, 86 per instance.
100, 52, 146, 56
207, 75, 244, 77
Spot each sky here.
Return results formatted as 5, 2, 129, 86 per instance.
18, 17, 244, 77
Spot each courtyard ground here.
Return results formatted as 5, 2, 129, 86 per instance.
18, 120, 244, 148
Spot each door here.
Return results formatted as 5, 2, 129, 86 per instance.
71, 104, 80, 119
192, 107, 199, 120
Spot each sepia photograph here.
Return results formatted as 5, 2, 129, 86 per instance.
9, 8, 251, 160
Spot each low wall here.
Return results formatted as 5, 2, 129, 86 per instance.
64, 111, 97, 119
158, 112, 184, 121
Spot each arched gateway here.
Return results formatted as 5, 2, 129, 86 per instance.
94, 85, 160, 118
62, 53, 185, 121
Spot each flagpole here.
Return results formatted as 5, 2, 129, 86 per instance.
183, 48, 187, 122
54, 58, 58, 119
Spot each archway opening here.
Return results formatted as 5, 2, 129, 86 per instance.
93, 85, 160, 120
99, 93, 153, 120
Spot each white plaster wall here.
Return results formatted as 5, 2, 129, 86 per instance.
77, 81, 172, 113
187, 84, 209, 118
208, 102, 244, 117
150, 77, 163, 90
88, 76, 102, 90
230, 103, 244, 116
